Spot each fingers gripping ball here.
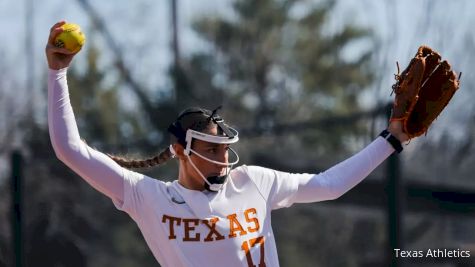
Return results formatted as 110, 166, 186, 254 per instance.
54, 23, 86, 53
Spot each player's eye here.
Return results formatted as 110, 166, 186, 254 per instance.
207, 148, 218, 153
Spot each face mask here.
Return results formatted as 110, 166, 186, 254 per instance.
168, 108, 240, 191
185, 145, 239, 192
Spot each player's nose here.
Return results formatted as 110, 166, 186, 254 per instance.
214, 147, 228, 164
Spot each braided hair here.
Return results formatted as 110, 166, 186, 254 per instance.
108, 107, 221, 169
107, 147, 174, 169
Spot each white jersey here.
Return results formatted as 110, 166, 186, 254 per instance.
48, 67, 395, 267
114, 165, 307, 267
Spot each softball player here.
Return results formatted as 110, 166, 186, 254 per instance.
46, 21, 409, 267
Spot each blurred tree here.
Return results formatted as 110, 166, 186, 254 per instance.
187, 0, 374, 165
67, 45, 121, 146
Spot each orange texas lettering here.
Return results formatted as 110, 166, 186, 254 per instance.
202, 217, 225, 242
162, 208, 261, 242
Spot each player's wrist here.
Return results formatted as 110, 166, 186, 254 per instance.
387, 120, 409, 143
379, 129, 403, 153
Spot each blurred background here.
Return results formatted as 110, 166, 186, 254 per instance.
1, 0, 475, 266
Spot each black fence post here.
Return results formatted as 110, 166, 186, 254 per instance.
11, 150, 23, 267
386, 104, 404, 267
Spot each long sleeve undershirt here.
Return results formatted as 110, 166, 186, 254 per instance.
48, 67, 125, 204
293, 137, 394, 203
48, 68, 396, 206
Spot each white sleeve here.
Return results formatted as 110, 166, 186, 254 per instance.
48, 68, 125, 204
293, 137, 395, 203
245, 165, 310, 210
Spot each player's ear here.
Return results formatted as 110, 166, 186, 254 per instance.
172, 143, 187, 161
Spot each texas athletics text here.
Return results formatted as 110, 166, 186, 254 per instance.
394, 248, 471, 258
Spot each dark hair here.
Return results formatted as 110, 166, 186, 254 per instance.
108, 107, 219, 169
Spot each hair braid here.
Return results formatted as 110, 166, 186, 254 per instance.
108, 147, 173, 169
107, 107, 227, 169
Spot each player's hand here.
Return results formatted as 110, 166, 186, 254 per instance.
388, 120, 409, 143
45, 21, 77, 70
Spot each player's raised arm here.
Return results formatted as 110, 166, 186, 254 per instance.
291, 122, 403, 204
292, 45, 460, 204
46, 21, 125, 203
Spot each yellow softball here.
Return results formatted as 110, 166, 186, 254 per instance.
54, 23, 86, 53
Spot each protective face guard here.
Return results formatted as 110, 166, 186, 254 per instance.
185, 128, 239, 191
169, 143, 239, 191
168, 108, 240, 192
184, 128, 239, 154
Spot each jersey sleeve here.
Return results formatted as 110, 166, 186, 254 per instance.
48, 68, 125, 204
244, 165, 314, 210
293, 136, 395, 203
243, 136, 395, 208
112, 169, 164, 218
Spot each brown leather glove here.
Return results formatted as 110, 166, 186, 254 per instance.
390, 45, 460, 139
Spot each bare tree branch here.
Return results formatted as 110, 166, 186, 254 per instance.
76, 0, 158, 126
